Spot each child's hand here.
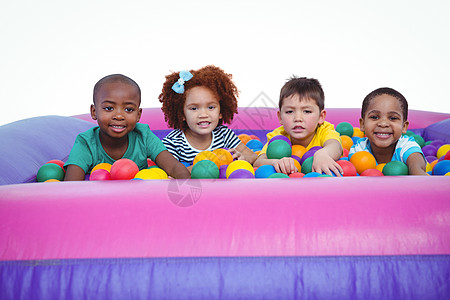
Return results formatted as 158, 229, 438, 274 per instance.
273, 157, 298, 174
312, 148, 343, 176
228, 148, 242, 160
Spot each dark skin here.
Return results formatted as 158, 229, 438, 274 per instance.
64, 81, 190, 180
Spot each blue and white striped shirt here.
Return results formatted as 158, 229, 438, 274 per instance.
162, 125, 241, 165
349, 135, 424, 164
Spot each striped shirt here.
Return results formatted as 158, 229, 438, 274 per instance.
349, 135, 425, 163
162, 125, 241, 165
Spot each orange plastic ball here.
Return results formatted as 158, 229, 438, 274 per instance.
212, 148, 233, 166
249, 135, 261, 141
193, 151, 220, 167
349, 151, 377, 174
92, 162, 112, 173
291, 145, 307, 159
376, 163, 386, 172
238, 134, 251, 144
340, 135, 354, 151
353, 127, 365, 138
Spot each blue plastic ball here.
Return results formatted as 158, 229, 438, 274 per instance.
255, 165, 277, 178
433, 160, 450, 175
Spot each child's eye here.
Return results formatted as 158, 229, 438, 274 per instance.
104, 106, 113, 111
189, 107, 197, 111
285, 110, 293, 114
304, 110, 312, 114
390, 116, 399, 121
369, 115, 378, 120
125, 107, 134, 112
208, 105, 216, 110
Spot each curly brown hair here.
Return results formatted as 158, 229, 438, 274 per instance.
158, 65, 239, 129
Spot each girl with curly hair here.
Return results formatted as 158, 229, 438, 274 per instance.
158, 65, 256, 168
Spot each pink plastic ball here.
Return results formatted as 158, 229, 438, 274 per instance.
90, 169, 111, 181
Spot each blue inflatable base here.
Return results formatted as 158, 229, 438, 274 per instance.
2, 255, 449, 300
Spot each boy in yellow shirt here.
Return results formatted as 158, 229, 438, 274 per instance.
254, 76, 343, 176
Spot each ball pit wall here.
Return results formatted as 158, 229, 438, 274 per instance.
0, 107, 450, 299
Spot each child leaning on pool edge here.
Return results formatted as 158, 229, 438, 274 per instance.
158, 65, 257, 170
64, 74, 190, 180
349, 87, 427, 175
254, 76, 344, 176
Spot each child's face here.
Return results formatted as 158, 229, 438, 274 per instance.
90, 81, 142, 141
183, 86, 222, 137
277, 94, 325, 146
359, 94, 408, 151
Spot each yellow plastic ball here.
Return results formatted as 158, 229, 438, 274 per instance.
134, 168, 168, 180
92, 162, 112, 173
212, 148, 233, 166
340, 135, 354, 151
44, 179, 60, 182
353, 127, 365, 138
376, 163, 386, 172
436, 144, 450, 159
226, 160, 255, 178
193, 151, 219, 167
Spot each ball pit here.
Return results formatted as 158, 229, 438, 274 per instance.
0, 107, 449, 299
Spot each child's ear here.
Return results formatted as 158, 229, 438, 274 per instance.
137, 108, 142, 122
90, 104, 97, 120
359, 117, 365, 132
318, 110, 326, 125
402, 120, 409, 134
277, 110, 282, 124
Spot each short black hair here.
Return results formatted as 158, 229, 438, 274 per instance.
361, 87, 408, 120
93, 74, 141, 104
279, 77, 325, 111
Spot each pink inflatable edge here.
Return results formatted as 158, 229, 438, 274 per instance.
73, 107, 450, 130
0, 177, 449, 261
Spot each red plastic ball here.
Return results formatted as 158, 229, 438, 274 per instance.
46, 159, 65, 173
336, 160, 357, 176
110, 159, 139, 180
360, 168, 384, 176
90, 169, 111, 181
289, 172, 305, 178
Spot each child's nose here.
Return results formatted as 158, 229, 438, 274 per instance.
113, 109, 125, 120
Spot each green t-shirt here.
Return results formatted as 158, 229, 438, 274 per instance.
65, 123, 166, 173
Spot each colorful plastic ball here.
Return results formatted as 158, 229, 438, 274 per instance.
212, 148, 233, 166
303, 172, 321, 178
255, 165, 277, 178
433, 160, 450, 175
437, 144, 450, 159
405, 130, 415, 136
382, 161, 409, 176
289, 172, 305, 178
37, 163, 65, 182
147, 159, 157, 168
291, 155, 302, 164
246, 139, 264, 152
336, 122, 354, 137
228, 168, 255, 179
134, 167, 168, 180
193, 151, 219, 167
291, 145, 307, 159
268, 173, 290, 178
191, 160, 220, 179
340, 135, 354, 151
238, 134, 252, 144
226, 160, 255, 178
46, 159, 65, 171
336, 160, 357, 176
89, 169, 111, 181
445, 172, 450, 176
425, 155, 437, 163
233, 168, 257, 179
300, 147, 320, 164
110, 159, 139, 180
352, 127, 365, 138
301, 156, 314, 174
349, 151, 376, 174
360, 169, 384, 176
411, 134, 425, 148
269, 135, 292, 147
219, 164, 228, 179
430, 140, 445, 149
444, 151, 450, 161
421, 145, 437, 157
249, 134, 261, 141
92, 162, 112, 173
292, 159, 301, 172
341, 148, 349, 158
44, 179, 60, 182
267, 140, 292, 159
319, 174, 333, 177
375, 163, 386, 172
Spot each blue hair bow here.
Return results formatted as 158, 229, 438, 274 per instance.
172, 70, 193, 94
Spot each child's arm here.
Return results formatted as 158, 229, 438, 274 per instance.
253, 154, 298, 174
64, 165, 87, 181
312, 139, 343, 176
406, 152, 427, 175
229, 142, 258, 164
155, 150, 191, 179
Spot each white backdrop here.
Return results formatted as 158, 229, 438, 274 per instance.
1, 0, 449, 126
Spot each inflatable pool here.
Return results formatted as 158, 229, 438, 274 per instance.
0, 107, 449, 299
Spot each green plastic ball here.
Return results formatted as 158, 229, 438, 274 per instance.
336, 122, 354, 137
405, 130, 415, 136
37, 163, 65, 182
267, 140, 292, 159
301, 156, 314, 174
268, 173, 290, 178
411, 134, 425, 148
191, 160, 219, 179
382, 161, 409, 176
